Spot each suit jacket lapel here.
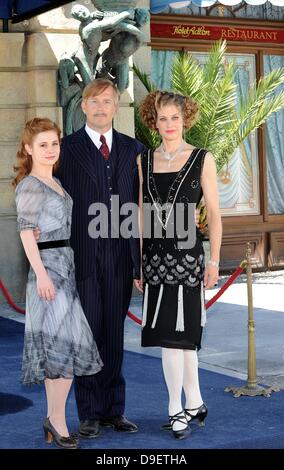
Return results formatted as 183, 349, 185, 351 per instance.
115, 129, 131, 184
69, 127, 98, 190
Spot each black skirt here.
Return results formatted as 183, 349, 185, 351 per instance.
141, 283, 203, 350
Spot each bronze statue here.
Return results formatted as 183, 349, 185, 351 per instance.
98, 8, 150, 91
72, 5, 131, 85
58, 2, 149, 134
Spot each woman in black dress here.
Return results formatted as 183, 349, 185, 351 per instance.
135, 91, 222, 439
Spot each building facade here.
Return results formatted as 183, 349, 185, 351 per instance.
149, 1, 284, 270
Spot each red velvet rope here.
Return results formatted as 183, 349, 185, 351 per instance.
0, 279, 26, 314
0, 263, 245, 324
205, 265, 244, 310
127, 264, 245, 326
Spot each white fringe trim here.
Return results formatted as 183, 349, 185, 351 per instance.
151, 284, 164, 329
200, 280, 206, 327
142, 283, 149, 328
176, 284, 185, 332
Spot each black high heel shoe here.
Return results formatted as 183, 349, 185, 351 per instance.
168, 411, 191, 440
43, 418, 78, 449
184, 403, 208, 426
44, 418, 79, 443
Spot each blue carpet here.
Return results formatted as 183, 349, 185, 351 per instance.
0, 316, 283, 449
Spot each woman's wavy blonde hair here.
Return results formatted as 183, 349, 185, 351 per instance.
139, 90, 199, 131
12, 117, 61, 187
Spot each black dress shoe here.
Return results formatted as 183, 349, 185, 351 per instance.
100, 416, 138, 433
168, 411, 191, 440
161, 403, 208, 430
78, 419, 101, 439
185, 403, 208, 426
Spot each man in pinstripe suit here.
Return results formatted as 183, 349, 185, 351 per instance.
57, 79, 144, 438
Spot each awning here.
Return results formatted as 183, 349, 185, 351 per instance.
151, 0, 284, 12
1, 1, 283, 21
0, 0, 72, 22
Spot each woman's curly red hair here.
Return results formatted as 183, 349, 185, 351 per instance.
139, 90, 199, 131
12, 117, 61, 188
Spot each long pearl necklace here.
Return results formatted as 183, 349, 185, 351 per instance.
158, 140, 186, 167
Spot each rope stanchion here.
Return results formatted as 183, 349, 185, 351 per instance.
127, 261, 246, 325
0, 279, 25, 314
225, 243, 280, 398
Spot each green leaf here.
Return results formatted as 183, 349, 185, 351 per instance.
171, 51, 204, 98
132, 63, 156, 93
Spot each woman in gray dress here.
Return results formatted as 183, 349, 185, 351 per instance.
13, 118, 103, 449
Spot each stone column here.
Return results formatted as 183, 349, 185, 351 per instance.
0, 32, 29, 303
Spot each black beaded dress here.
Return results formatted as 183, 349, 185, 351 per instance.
141, 148, 207, 350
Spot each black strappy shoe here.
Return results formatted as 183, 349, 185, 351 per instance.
184, 403, 208, 426
168, 410, 191, 440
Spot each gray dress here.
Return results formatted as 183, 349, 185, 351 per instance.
15, 175, 103, 385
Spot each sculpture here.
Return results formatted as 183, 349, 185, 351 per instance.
58, 1, 149, 134
98, 8, 150, 92
72, 5, 131, 86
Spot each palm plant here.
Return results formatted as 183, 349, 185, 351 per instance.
133, 40, 284, 232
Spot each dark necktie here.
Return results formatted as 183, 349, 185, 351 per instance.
99, 134, 110, 160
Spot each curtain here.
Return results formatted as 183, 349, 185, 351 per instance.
219, 55, 258, 213
151, 50, 176, 89
264, 55, 284, 214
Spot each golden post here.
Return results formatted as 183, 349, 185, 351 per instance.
246, 242, 257, 389
225, 243, 280, 397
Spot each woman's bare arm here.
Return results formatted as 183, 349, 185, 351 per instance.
201, 152, 222, 288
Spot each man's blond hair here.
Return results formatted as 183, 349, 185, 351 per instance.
82, 78, 120, 103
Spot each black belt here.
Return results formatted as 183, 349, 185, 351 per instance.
37, 239, 71, 250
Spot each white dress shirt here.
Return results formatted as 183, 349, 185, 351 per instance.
85, 124, 113, 152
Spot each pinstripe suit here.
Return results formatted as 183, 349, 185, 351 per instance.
57, 126, 144, 420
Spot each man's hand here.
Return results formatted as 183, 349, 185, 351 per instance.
134, 279, 143, 293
